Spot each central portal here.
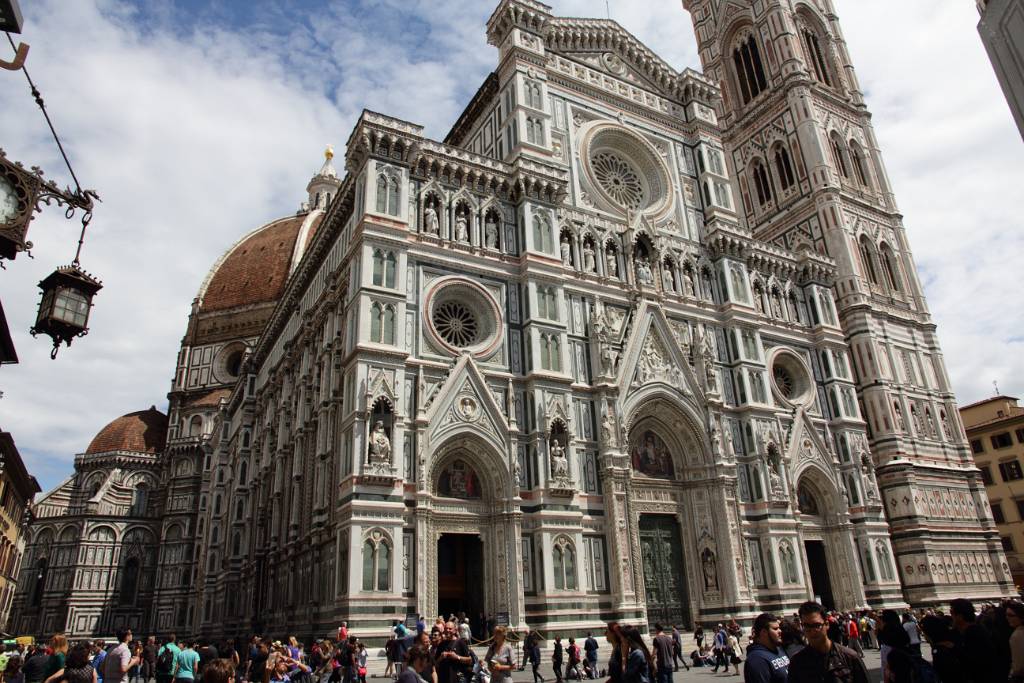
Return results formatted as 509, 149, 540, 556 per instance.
804, 540, 836, 609
437, 533, 484, 618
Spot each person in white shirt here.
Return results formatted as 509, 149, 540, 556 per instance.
901, 613, 922, 656
104, 630, 140, 683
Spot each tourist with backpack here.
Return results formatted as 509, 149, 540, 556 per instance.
155, 637, 179, 683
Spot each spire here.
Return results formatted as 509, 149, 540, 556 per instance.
305, 144, 341, 211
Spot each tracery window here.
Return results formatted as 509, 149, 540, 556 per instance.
591, 151, 645, 211
130, 484, 148, 517
524, 80, 544, 110
370, 303, 396, 345
880, 244, 902, 293
532, 213, 553, 254
361, 532, 391, 592
751, 160, 773, 207
375, 174, 401, 216
372, 250, 397, 288
714, 182, 732, 209
859, 235, 879, 285
732, 34, 769, 105
540, 334, 562, 372
536, 286, 558, 321
526, 117, 545, 145
773, 145, 796, 191
850, 141, 872, 187
829, 133, 849, 178
552, 536, 577, 591
802, 28, 833, 86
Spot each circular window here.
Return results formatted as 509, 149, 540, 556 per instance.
432, 301, 479, 347
769, 349, 814, 406
580, 122, 673, 218
424, 277, 503, 358
213, 342, 248, 383
592, 151, 645, 211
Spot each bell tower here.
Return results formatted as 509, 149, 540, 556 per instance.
682, 0, 1013, 604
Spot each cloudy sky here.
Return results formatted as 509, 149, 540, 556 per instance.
1, 0, 1021, 492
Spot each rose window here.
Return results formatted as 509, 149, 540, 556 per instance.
773, 365, 794, 399
432, 301, 479, 348
591, 151, 645, 211
580, 123, 673, 217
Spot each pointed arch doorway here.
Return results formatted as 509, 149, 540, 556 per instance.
437, 533, 484, 619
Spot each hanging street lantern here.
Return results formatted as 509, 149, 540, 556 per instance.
30, 262, 102, 358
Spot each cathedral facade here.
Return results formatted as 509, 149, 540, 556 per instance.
11, 0, 1012, 640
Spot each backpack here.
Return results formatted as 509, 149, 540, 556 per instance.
156, 647, 175, 675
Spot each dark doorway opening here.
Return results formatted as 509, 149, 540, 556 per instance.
638, 515, 691, 630
437, 534, 484, 619
804, 540, 835, 609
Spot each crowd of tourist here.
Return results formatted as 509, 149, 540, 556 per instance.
4, 597, 1024, 683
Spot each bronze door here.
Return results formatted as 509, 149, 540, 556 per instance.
639, 515, 690, 630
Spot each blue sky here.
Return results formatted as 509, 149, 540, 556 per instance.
1, 0, 1022, 493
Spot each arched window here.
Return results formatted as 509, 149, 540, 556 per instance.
732, 34, 768, 105
533, 214, 552, 254
31, 558, 47, 606
119, 557, 140, 605
801, 27, 832, 86
526, 118, 544, 145
235, 498, 245, 521
850, 141, 872, 188
829, 133, 849, 178
846, 475, 861, 505
231, 532, 241, 557
375, 175, 400, 216
376, 175, 388, 214
213, 494, 222, 516
540, 334, 561, 372
858, 236, 879, 285
189, 416, 203, 437
388, 178, 400, 216
370, 303, 395, 344
751, 160, 773, 207
552, 537, 577, 590
361, 533, 391, 592
372, 251, 398, 289
537, 287, 558, 321
773, 145, 796, 191
702, 181, 712, 207
880, 244, 902, 293
238, 461, 248, 486
130, 484, 148, 517
207, 552, 218, 573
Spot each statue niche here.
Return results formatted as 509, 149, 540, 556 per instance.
437, 459, 481, 499
365, 396, 396, 479
629, 429, 675, 479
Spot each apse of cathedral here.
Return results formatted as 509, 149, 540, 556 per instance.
12, 0, 1012, 639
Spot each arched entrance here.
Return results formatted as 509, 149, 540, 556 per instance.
796, 473, 843, 609
416, 436, 522, 627
620, 400, 711, 631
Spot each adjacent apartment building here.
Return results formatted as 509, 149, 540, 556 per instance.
0, 430, 41, 632
962, 396, 1024, 589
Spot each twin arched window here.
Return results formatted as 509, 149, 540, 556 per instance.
375, 174, 401, 216
858, 235, 880, 285
540, 334, 561, 372
850, 142, 872, 187
524, 80, 544, 110
552, 537, 577, 591
829, 133, 849, 179
801, 27, 833, 86
880, 244, 902, 292
372, 249, 397, 288
362, 533, 391, 591
859, 236, 903, 293
526, 118, 545, 145
370, 303, 396, 345
773, 145, 796, 191
536, 286, 558, 321
533, 214, 553, 254
732, 34, 768, 105
751, 160, 773, 207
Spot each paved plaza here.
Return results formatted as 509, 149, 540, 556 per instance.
359, 643, 890, 683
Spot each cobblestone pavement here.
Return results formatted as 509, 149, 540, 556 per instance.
361, 644, 888, 683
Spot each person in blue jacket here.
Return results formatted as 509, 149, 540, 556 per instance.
744, 613, 790, 683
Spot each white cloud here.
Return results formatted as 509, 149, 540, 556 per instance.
2, 0, 1020, 492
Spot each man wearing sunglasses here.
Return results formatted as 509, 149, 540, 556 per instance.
788, 602, 868, 683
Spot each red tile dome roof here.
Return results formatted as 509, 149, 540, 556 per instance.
198, 213, 324, 313
85, 407, 168, 455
